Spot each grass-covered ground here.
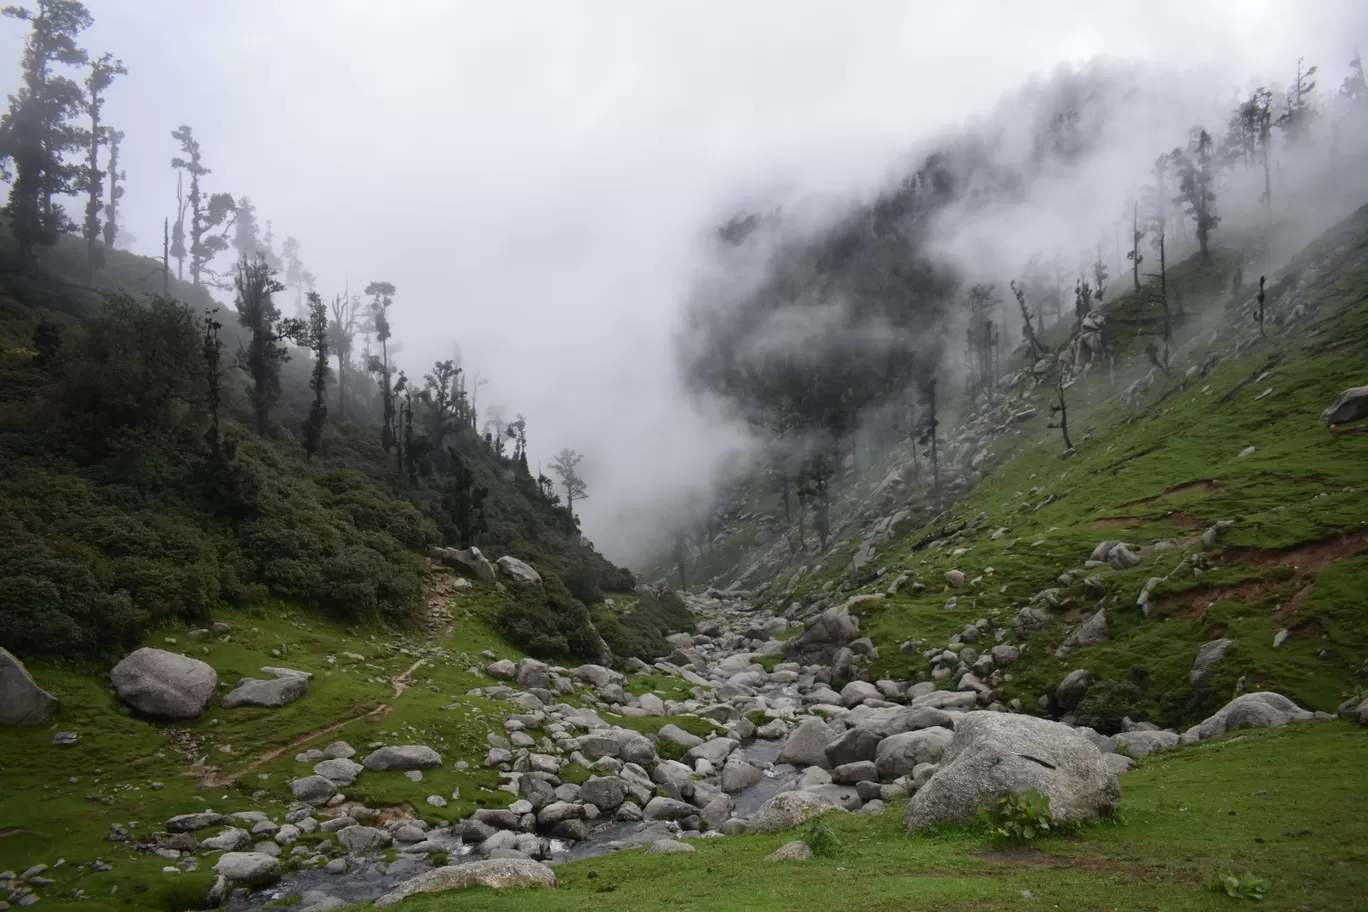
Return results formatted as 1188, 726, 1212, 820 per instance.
382, 722, 1368, 912
0, 582, 533, 910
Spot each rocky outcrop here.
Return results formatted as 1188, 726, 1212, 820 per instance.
429, 546, 496, 583
1189, 692, 1313, 741
904, 712, 1121, 831
781, 598, 873, 664
0, 647, 59, 725
776, 716, 837, 769
221, 667, 311, 709
1323, 385, 1368, 426
109, 648, 217, 719
497, 556, 543, 584
374, 859, 557, 906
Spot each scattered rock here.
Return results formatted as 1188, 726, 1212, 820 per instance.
1192, 692, 1313, 740
1055, 669, 1093, 712
748, 790, 843, 833
1055, 609, 1109, 656
777, 716, 837, 769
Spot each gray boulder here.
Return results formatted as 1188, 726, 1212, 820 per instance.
289, 775, 338, 806
824, 727, 881, 767
1189, 638, 1235, 686
497, 556, 543, 585
1323, 385, 1368, 426
1054, 609, 1109, 656
657, 723, 703, 749
109, 647, 217, 719
776, 716, 836, 769
213, 852, 281, 888
362, 745, 443, 771
767, 840, 813, 862
166, 812, 230, 832
1054, 669, 1093, 712
683, 737, 738, 767
486, 659, 516, 679
831, 760, 879, 785
516, 659, 550, 690
430, 546, 496, 582
874, 727, 953, 780
1192, 692, 1313, 741
904, 712, 1121, 832
222, 667, 311, 709
200, 828, 251, 852
747, 790, 843, 833
374, 859, 557, 906
644, 838, 696, 854
782, 598, 870, 663
337, 825, 392, 853
314, 758, 364, 786
643, 796, 696, 821
721, 756, 762, 793
0, 648, 59, 726
579, 776, 627, 811
1113, 730, 1179, 757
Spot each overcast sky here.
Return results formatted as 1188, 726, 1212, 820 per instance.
2, 1, 1365, 562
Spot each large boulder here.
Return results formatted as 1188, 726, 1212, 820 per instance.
497, 556, 543, 585
213, 852, 281, 888
516, 659, 550, 690
1191, 692, 1314, 741
579, 776, 627, 811
0, 648, 59, 725
1054, 609, 1109, 656
109, 648, 217, 719
221, 667, 311, 709
874, 727, 953, 780
337, 825, 392, 853
374, 859, 557, 906
904, 712, 1121, 832
362, 745, 443, 771
782, 597, 874, 663
684, 737, 738, 767
1323, 386, 1368, 426
430, 546, 496, 583
289, 775, 338, 805
747, 790, 843, 833
777, 716, 837, 769
1113, 730, 1179, 757
1054, 669, 1093, 712
823, 727, 881, 767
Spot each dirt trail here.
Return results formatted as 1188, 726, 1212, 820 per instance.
192, 703, 392, 787
392, 658, 426, 696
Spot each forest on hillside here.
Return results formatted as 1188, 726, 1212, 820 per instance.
0, 1, 662, 663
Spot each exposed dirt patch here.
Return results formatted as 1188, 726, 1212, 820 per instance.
1095, 512, 1207, 530
1118, 480, 1224, 508
1091, 517, 1142, 529
191, 703, 392, 787
1223, 529, 1368, 574
977, 847, 1062, 866
1174, 579, 1283, 618
1282, 583, 1317, 623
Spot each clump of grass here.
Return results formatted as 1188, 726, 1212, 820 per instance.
803, 816, 842, 857
1209, 871, 1270, 900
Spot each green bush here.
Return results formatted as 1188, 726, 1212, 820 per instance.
1074, 681, 1146, 734
564, 563, 605, 605
978, 789, 1074, 843
496, 574, 604, 662
803, 817, 842, 856
592, 589, 696, 667
1209, 872, 1270, 901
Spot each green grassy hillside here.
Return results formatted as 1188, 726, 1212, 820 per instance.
647, 204, 1368, 731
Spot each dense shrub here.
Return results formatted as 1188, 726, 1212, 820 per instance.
592, 589, 696, 666
496, 573, 604, 662
564, 563, 604, 605
1074, 681, 1146, 734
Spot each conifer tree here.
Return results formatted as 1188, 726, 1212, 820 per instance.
2, 0, 93, 269
364, 281, 397, 451
550, 448, 588, 517
1127, 200, 1145, 292
100, 126, 123, 251
171, 125, 236, 286
233, 254, 300, 436
1276, 57, 1319, 143
1172, 129, 1219, 264
301, 291, 329, 461
81, 51, 123, 283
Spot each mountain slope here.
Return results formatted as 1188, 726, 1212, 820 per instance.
646, 202, 1368, 730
